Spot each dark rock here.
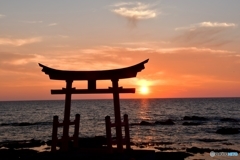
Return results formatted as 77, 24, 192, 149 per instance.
130, 123, 140, 126
155, 152, 193, 160
183, 116, 207, 121
220, 118, 238, 122
18, 122, 34, 126
139, 145, 145, 148
216, 128, 239, 135
46, 140, 52, 146
0, 149, 38, 160
215, 148, 239, 152
46, 140, 61, 147
1, 139, 45, 149
222, 142, 233, 145
154, 147, 174, 151
197, 138, 227, 142
130, 142, 135, 145
182, 122, 202, 126
187, 147, 239, 154
78, 136, 106, 148
156, 142, 173, 145
140, 121, 152, 125
0, 123, 10, 126
186, 147, 211, 154
155, 119, 175, 125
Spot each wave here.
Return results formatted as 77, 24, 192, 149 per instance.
1, 116, 239, 127
130, 116, 240, 126
0, 122, 52, 127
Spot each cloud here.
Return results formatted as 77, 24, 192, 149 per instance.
174, 21, 237, 47
0, 52, 45, 75
58, 35, 69, 38
112, 2, 133, 7
175, 22, 237, 30
1, 45, 239, 85
23, 20, 43, 24
19, 46, 133, 71
118, 41, 170, 46
0, 52, 39, 65
112, 2, 157, 19
48, 23, 57, 26
112, 2, 158, 27
0, 37, 42, 46
156, 47, 235, 54
125, 46, 235, 54
0, 14, 5, 18
126, 47, 152, 51
79, 45, 236, 58
199, 22, 236, 28
171, 74, 217, 87
0, 47, 143, 85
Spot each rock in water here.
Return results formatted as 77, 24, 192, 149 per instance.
182, 122, 202, 126
183, 116, 207, 121
216, 128, 239, 134
140, 121, 152, 125
220, 118, 238, 122
155, 119, 175, 125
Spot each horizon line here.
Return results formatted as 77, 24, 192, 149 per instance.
1, 96, 240, 102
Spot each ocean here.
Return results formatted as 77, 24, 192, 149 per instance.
0, 98, 239, 151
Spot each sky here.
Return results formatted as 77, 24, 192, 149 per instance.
0, 0, 240, 100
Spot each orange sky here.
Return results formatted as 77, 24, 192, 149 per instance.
0, 1, 240, 100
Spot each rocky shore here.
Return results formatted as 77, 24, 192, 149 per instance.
0, 138, 239, 160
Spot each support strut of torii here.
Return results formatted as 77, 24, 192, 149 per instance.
39, 59, 149, 152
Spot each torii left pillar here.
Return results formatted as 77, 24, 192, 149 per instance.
112, 79, 123, 152
62, 80, 73, 151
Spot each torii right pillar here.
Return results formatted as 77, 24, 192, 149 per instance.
111, 79, 123, 151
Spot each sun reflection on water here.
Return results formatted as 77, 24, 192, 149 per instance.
139, 99, 151, 120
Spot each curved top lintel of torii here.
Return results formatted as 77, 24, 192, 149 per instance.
39, 59, 149, 81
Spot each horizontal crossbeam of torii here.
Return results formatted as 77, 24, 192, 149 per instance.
39, 59, 149, 152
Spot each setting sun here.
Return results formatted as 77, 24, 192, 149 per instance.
136, 79, 151, 95
140, 86, 149, 95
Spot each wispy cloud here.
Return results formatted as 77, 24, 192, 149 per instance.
176, 22, 237, 30
19, 46, 132, 71
58, 35, 69, 38
119, 41, 170, 46
0, 52, 47, 76
156, 47, 235, 54
0, 37, 42, 46
79, 45, 236, 56
174, 21, 237, 47
112, 2, 158, 27
22, 20, 43, 24
48, 23, 57, 26
173, 74, 218, 87
0, 14, 6, 18
0, 52, 41, 65
112, 2, 133, 7
125, 46, 235, 54
199, 22, 236, 28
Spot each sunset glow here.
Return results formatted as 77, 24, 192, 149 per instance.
139, 86, 149, 95
0, 1, 240, 100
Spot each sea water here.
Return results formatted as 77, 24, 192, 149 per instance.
0, 98, 239, 151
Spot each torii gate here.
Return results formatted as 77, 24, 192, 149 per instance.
39, 59, 149, 151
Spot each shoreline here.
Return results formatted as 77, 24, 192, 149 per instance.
0, 138, 239, 160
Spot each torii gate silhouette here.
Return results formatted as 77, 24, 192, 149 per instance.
39, 59, 149, 152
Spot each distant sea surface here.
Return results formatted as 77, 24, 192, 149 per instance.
0, 98, 240, 151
